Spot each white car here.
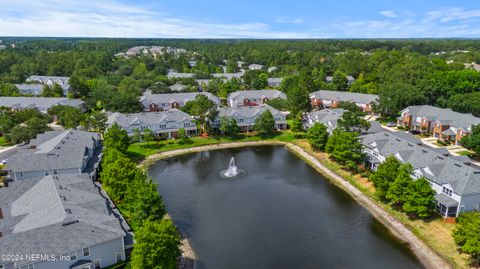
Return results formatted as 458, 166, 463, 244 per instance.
1, 159, 7, 165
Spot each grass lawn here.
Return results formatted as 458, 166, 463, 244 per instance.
127, 131, 297, 162
0, 136, 10, 147
456, 150, 472, 156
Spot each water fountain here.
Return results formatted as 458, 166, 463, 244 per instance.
220, 157, 246, 178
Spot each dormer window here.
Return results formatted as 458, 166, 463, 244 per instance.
442, 187, 453, 197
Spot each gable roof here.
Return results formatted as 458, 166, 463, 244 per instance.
7, 130, 99, 173
310, 90, 378, 104
227, 90, 286, 101
0, 173, 125, 267
218, 104, 283, 119
401, 105, 480, 130
0, 97, 84, 110
361, 131, 480, 195
107, 109, 193, 128
141, 90, 220, 105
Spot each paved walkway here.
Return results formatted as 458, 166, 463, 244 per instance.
143, 141, 453, 269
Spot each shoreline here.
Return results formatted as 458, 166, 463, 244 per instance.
143, 141, 453, 269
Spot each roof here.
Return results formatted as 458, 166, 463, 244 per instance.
0, 97, 84, 110
7, 130, 100, 173
107, 109, 194, 128
267, 77, 283, 83
212, 73, 243, 80
26, 75, 69, 85
401, 105, 480, 130
310, 90, 378, 104
141, 90, 220, 105
305, 108, 346, 130
0, 174, 125, 267
361, 131, 480, 196
166, 70, 194, 78
228, 90, 286, 101
435, 193, 459, 207
169, 83, 187, 92
217, 104, 284, 119
15, 84, 44, 95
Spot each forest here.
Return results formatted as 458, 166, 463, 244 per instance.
1, 38, 480, 117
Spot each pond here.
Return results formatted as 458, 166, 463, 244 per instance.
148, 146, 424, 269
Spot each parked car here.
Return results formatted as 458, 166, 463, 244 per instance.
409, 130, 421, 135
0, 159, 7, 165
386, 122, 397, 127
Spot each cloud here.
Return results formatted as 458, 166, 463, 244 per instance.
379, 10, 397, 18
273, 17, 304, 24
330, 7, 480, 38
0, 0, 312, 38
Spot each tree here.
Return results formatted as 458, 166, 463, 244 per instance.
81, 111, 107, 133
402, 177, 436, 218
125, 177, 165, 226
254, 110, 275, 134
0, 83, 20, 96
130, 219, 181, 269
461, 124, 480, 152
104, 123, 130, 153
337, 111, 370, 133
332, 70, 349, 91
7, 125, 31, 144
219, 116, 239, 136
252, 73, 268, 90
143, 128, 155, 144
370, 156, 402, 200
325, 130, 363, 171
453, 212, 480, 265
100, 150, 140, 201
386, 164, 414, 206
290, 116, 304, 135
286, 84, 311, 118
177, 128, 191, 144
57, 107, 84, 129
182, 95, 217, 134
133, 128, 141, 142
306, 122, 329, 151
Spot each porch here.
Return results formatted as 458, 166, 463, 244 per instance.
435, 193, 458, 218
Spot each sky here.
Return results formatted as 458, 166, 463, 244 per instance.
1, 0, 480, 38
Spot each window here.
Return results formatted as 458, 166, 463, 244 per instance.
237, 118, 245, 123
53, 170, 57, 175
0, 265, 4, 269
70, 251, 77, 261
83, 247, 90, 257
442, 187, 453, 197
27, 264, 34, 269
115, 252, 123, 263
19, 172, 23, 178
159, 124, 166, 129
94, 259, 101, 269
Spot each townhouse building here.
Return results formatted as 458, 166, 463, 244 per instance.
309, 90, 378, 113
213, 104, 287, 132
140, 90, 220, 112
227, 90, 286, 108
0, 97, 84, 114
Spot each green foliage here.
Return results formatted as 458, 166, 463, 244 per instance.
386, 164, 414, 206
100, 149, 141, 201
337, 110, 370, 133
325, 130, 363, 171
143, 128, 155, 143
130, 219, 181, 269
462, 124, 480, 152
254, 110, 275, 134
402, 177, 436, 218
370, 156, 402, 200
0, 83, 20, 96
290, 116, 304, 134
453, 212, 480, 261
81, 111, 107, 133
177, 128, 191, 144
286, 83, 311, 118
332, 70, 349, 91
56, 106, 84, 129
1, 109, 51, 144
306, 122, 329, 151
182, 94, 217, 134
266, 98, 289, 111
41, 84, 64, 97
219, 116, 240, 136
125, 177, 165, 226
104, 123, 130, 153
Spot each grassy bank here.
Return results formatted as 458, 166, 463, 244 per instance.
134, 132, 468, 268
127, 131, 296, 162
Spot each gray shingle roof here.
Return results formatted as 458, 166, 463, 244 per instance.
141, 90, 220, 106
217, 104, 284, 119
0, 97, 84, 110
305, 108, 346, 130
15, 83, 44, 95
7, 130, 99, 173
227, 90, 286, 101
401, 105, 480, 130
0, 173, 125, 267
107, 109, 193, 128
361, 131, 480, 196
310, 90, 378, 104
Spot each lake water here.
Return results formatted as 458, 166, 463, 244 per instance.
148, 146, 424, 269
